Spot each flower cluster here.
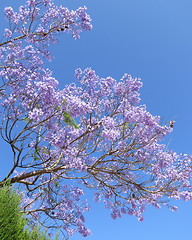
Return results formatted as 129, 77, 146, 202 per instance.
3, 0, 92, 61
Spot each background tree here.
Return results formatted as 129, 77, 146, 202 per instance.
0, 183, 54, 240
0, 0, 192, 238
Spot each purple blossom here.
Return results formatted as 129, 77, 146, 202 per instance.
28, 108, 44, 121
4, 28, 12, 38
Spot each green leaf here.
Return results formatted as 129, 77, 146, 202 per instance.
54, 181, 59, 188
63, 112, 79, 129
33, 148, 40, 161
22, 117, 30, 122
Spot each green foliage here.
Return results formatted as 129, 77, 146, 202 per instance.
0, 185, 27, 240
56, 99, 79, 129
33, 147, 41, 161
22, 117, 30, 122
0, 184, 52, 240
63, 112, 79, 129
27, 226, 53, 240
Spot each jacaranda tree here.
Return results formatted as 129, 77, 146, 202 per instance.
0, 0, 192, 238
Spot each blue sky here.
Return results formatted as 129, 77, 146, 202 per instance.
1, 0, 192, 239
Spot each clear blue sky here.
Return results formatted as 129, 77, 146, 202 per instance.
1, 0, 192, 239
